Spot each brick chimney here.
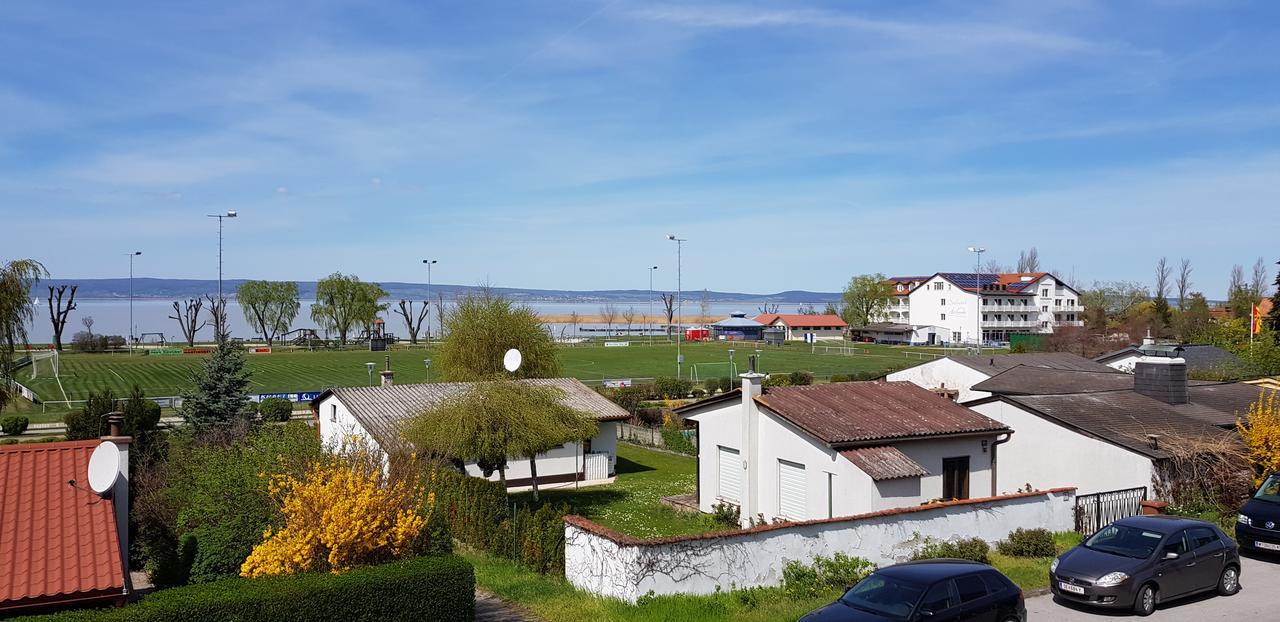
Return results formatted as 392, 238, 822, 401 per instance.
1134, 356, 1188, 404
101, 412, 133, 594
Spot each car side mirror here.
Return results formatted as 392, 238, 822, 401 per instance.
917, 611, 935, 620
1164, 551, 1179, 560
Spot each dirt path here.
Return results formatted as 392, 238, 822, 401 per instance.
474, 589, 540, 622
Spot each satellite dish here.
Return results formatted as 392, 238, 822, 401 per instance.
87, 441, 121, 495
503, 348, 522, 372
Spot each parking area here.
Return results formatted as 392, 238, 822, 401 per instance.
1026, 553, 1278, 620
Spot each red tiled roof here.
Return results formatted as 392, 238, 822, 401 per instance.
840, 446, 929, 481
752, 314, 847, 328
0, 440, 125, 611
755, 381, 1010, 445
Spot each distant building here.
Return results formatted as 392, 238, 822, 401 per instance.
886, 352, 1122, 403
753, 313, 847, 341
1096, 343, 1244, 377
711, 312, 765, 341
878, 272, 1085, 346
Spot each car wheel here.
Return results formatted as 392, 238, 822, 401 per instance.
1218, 565, 1241, 596
1133, 583, 1157, 617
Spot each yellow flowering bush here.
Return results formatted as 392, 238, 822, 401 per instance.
240, 441, 434, 577
1239, 389, 1280, 485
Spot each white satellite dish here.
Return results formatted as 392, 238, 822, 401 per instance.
87, 441, 121, 495
503, 348, 523, 372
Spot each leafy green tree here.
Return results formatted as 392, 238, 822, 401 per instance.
1176, 293, 1212, 341
405, 380, 596, 500
178, 341, 253, 429
0, 259, 47, 411
437, 289, 559, 381
310, 273, 388, 345
64, 388, 116, 440
236, 280, 300, 346
840, 273, 894, 328
1270, 270, 1280, 343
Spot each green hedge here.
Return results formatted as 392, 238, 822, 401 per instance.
13, 555, 474, 622
432, 468, 568, 576
1, 415, 29, 436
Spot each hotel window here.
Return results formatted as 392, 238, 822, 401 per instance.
952, 332, 962, 342
982, 299, 988, 305
1041, 288, 1049, 297
1041, 305, 1048, 312
1067, 314, 1075, 321
934, 282, 944, 290
940, 313, 946, 321
982, 314, 988, 321
1068, 299, 1075, 307
1055, 298, 1062, 306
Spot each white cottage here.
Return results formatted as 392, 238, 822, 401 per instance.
886, 352, 1124, 403
312, 377, 629, 488
677, 371, 1011, 527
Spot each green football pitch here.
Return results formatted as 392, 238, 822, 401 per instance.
18, 340, 953, 406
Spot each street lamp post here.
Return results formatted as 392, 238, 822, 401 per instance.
206, 211, 238, 303
648, 265, 658, 346
424, 359, 432, 383
422, 259, 437, 343
366, 362, 376, 387
667, 235, 686, 378
127, 251, 141, 353
967, 246, 986, 353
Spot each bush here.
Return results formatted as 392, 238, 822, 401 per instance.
661, 426, 696, 456
257, 398, 293, 423
719, 377, 733, 393
783, 553, 877, 598
829, 374, 850, 383
431, 468, 569, 576
763, 374, 790, 388
633, 406, 665, 426
12, 554, 475, 622
996, 528, 1056, 557
703, 378, 721, 394
654, 376, 692, 399
710, 501, 740, 529
69, 332, 128, 353
64, 389, 116, 440
911, 536, 990, 564
788, 371, 814, 386
691, 388, 706, 399
1, 415, 29, 436
603, 385, 645, 415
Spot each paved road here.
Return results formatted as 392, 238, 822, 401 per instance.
1027, 553, 1278, 620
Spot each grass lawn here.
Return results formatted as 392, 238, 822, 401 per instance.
514, 442, 714, 539
17, 340, 951, 405
989, 531, 1084, 592
463, 548, 837, 622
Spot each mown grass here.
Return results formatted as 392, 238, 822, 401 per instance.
19, 341, 946, 403
989, 531, 1084, 591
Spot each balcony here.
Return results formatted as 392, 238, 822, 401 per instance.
981, 319, 1039, 328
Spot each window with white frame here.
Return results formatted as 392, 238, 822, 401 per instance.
330, 404, 337, 422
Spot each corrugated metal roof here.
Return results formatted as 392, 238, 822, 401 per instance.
327, 378, 630, 450
840, 446, 929, 481
950, 353, 1120, 375
755, 381, 1009, 445
971, 366, 1137, 395
0, 440, 125, 610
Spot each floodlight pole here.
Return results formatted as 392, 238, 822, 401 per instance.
422, 259, 437, 343
668, 235, 686, 378
968, 246, 985, 353
648, 265, 658, 346
207, 211, 238, 322
127, 251, 141, 353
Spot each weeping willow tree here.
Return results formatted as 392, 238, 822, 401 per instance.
404, 380, 596, 500
1, 259, 48, 411
436, 288, 559, 381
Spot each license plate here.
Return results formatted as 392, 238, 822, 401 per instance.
1059, 582, 1085, 595
1257, 541, 1280, 551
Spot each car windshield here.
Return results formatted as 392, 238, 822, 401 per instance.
839, 574, 925, 620
1254, 474, 1280, 503
1084, 524, 1165, 559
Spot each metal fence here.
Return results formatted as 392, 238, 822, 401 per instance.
1074, 486, 1147, 533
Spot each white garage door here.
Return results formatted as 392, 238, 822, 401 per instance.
778, 459, 806, 521
717, 446, 741, 504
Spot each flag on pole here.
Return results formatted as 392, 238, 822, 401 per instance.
1252, 304, 1263, 335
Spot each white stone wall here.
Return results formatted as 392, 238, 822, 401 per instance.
565, 489, 1076, 603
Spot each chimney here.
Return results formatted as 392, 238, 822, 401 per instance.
738, 355, 765, 527
380, 355, 394, 387
1133, 356, 1188, 405
1141, 327, 1155, 347
101, 413, 132, 594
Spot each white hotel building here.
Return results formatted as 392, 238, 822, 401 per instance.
874, 272, 1084, 346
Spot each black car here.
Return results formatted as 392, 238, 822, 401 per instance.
800, 559, 1025, 622
1237, 472, 1280, 554
1050, 515, 1241, 616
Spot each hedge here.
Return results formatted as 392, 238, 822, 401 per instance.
1, 415, 29, 436
432, 468, 569, 575
257, 398, 293, 422
12, 555, 474, 622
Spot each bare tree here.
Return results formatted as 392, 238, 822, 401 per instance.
1017, 247, 1041, 272
660, 293, 675, 336
1229, 264, 1246, 295
205, 294, 229, 342
1177, 258, 1192, 310
1251, 256, 1269, 297
169, 299, 208, 347
699, 289, 711, 326
568, 311, 581, 340
622, 306, 636, 335
395, 299, 430, 344
437, 292, 446, 339
757, 302, 780, 314
46, 284, 77, 351
599, 303, 618, 336
81, 315, 94, 337
1154, 257, 1171, 300
982, 259, 1009, 274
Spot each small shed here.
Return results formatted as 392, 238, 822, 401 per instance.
711, 312, 765, 341
685, 327, 711, 341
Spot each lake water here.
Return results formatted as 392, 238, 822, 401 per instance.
21, 299, 812, 344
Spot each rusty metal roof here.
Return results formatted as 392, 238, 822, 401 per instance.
840, 446, 930, 481
320, 378, 630, 450
0, 440, 125, 611
755, 381, 1009, 445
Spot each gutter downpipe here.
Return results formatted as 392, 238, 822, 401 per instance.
990, 432, 1013, 497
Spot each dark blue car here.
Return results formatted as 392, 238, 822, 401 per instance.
1237, 472, 1280, 554
800, 559, 1025, 622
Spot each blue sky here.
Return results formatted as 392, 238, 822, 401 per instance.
2, 0, 1278, 298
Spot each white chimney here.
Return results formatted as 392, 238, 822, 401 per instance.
738, 355, 765, 527
102, 413, 132, 594
380, 355, 394, 386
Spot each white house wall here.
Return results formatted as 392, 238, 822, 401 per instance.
316, 395, 371, 450
1102, 353, 1143, 373
886, 358, 993, 403
687, 401, 743, 513
968, 400, 1157, 497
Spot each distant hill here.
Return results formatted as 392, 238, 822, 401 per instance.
45, 278, 843, 304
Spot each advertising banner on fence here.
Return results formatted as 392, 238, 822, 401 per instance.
604, 341, 630, 347
602, 379, 632, 388
147, 348, 184, 356
254, 391, 322, 403
248, 347, 272, 354
183, 347, 212, 354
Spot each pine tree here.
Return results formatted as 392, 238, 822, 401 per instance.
179, 341, 253, 429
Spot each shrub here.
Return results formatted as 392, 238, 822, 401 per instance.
829, 374, 850, 383
911, 536, 990, 564
431, 467, 569, 576
691, 388, 706, 399
661, 426, 696, 455
11, 555, 475, 622
1, 415, 29, 436
64, 389, 116, 440
996, 528, 1056, 557
710, 502, 740, 529
0, 438, 17, 445
603, 385, 645, 415
783, 553, 877, 598
718, 377, 733, 393
654, 376, 692, 399
703, 378, 721, 394
788, 371, 814, 386
763, 374, 791, 388
633, 406, 665, 426
257, 398, 293, 423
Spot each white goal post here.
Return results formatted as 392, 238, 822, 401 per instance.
691, 361, 737, 382
28, 349, 60, 380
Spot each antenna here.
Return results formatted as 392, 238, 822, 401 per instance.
87, 441, 121, 496
503, 348, 523, 373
